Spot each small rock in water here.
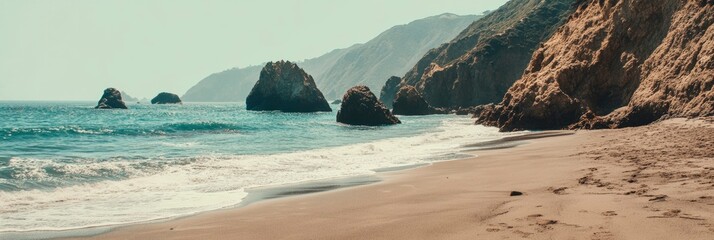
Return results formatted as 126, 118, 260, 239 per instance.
95, 88, 128, 109
151, 92, 182, 104
336, 85, 400, 126
391, 85, 446, 115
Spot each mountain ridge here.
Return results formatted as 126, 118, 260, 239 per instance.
182, 13, 481, 102
385, 0, 577, 108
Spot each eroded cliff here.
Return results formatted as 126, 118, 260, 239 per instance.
477, 0, 714, 131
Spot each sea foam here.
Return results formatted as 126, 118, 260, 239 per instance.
0, 117, 506, 232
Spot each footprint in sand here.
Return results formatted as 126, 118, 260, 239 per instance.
535, 219, 559, 232
549, 187, 568, 195
601, 211, 618, 216
648, 195, 668, 202
485, 223, 515, 233
592, 231, 614, 240
696, 196, 714, 204
647, 209, 681, 218
536, 219, 558, 226
512, 230, 533, 238
663, 209, 681, 218
498, 222, 513, 228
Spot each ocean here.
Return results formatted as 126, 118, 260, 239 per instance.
0, 101, 505, 232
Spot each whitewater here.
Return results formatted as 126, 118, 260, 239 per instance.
0, 101, 507, 232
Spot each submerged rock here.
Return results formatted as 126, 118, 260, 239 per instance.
331, 100, 342, 104
392, 85, 446, 115
337, 86, 401, 126
379, 76, 402, 109
151, 92, 182, 104
246, 61, 331, 112
95, 88, 128, 109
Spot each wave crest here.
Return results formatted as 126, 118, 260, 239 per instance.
2, 122, 250, 139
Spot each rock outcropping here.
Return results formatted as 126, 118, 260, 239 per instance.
382, 0, 577, 108
392, 86, 446, 115
95, 88, 128, 109
379, 76, 403, 108
151, 92, 182, 104
337, 86, 401, 126
246, 61, 331, 112
477, 0, 714, 131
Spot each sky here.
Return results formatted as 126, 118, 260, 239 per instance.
0, 0, 509, 101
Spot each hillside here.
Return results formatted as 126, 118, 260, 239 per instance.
182, 13, 480, 102
314, 13, 481, 99
120, 91, 139, 102
182, 46, 355, 102
384, 0, 577, 108
477, 0, 714, 131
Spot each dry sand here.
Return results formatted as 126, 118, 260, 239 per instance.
67, 118, 714, 240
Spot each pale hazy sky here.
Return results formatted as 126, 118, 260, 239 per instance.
0, 0, 508, 101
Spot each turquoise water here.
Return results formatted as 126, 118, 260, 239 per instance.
0, 101, 504, 232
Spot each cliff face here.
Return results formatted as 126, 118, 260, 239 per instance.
477, 0, 714, 131
392, 0, 576, 108
182, 13, 480, 102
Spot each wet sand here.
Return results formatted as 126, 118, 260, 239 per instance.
66, 118, 714, 240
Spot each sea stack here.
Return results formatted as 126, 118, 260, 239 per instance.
246, 61, 331, 112
151, 92, 182, 104
95, 88, 128, 109
337, 86, 400, 126
379, 76, 402, 108
392, 85, 446, 115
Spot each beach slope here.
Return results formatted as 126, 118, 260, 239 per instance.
70, 118, 714, 240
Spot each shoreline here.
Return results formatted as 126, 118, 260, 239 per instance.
0, 175, 385, 240
47, 130, 567, 240
14, 118, 714, 239
2, 130, 533, 240
0, 114, 495, 237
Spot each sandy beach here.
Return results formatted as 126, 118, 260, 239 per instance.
66, 117, 714, 240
